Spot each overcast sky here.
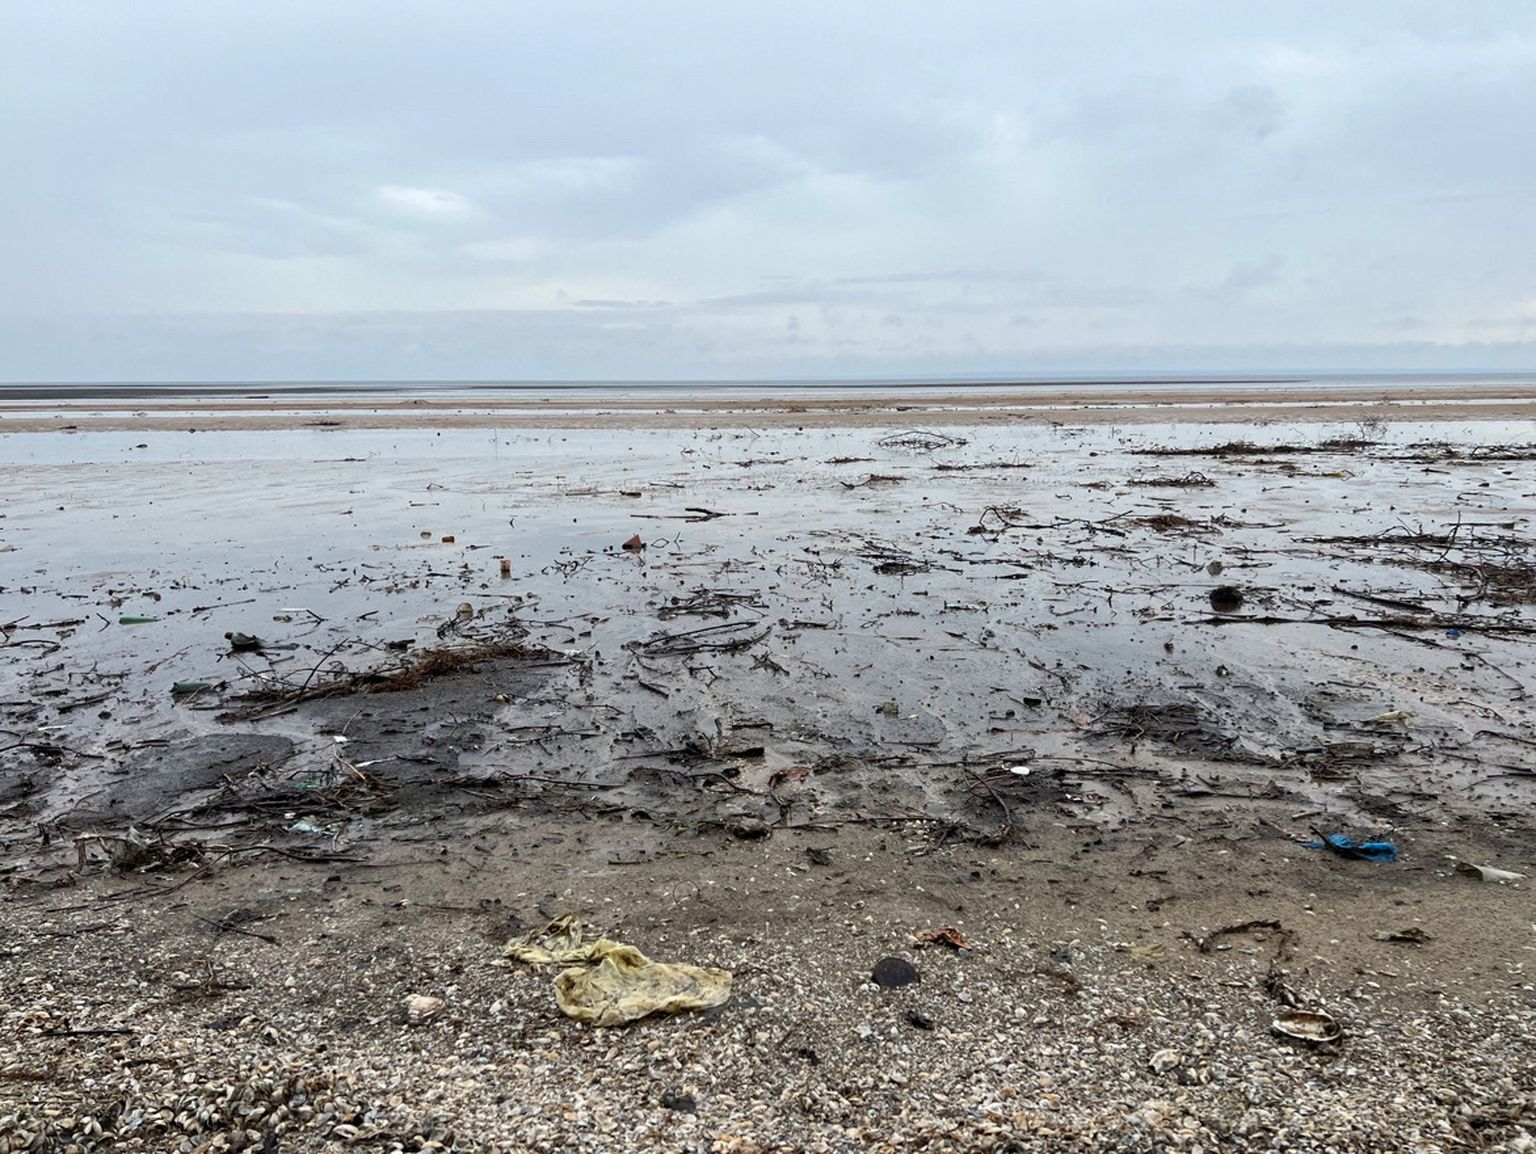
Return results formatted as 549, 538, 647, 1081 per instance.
3, 2, 1535, 381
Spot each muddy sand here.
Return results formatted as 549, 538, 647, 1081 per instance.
2, 390, 1534, 1151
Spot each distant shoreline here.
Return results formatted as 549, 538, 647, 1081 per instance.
0, 374, 1314, 401
2, 377, 1536, 431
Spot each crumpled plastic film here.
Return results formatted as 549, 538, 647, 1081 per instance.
503, 915, 732, 1027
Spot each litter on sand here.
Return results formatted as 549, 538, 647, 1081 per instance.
1305, 832, 1399, 863
1455, 861, 1526, 883
501, 915, 732, 1027
914, 927, 973, 951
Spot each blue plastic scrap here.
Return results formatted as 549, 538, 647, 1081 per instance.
1305, 833, 1398, 863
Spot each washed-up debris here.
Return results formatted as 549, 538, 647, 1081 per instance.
629, 621, 769, 657
622, 533, 645, 552
1372, 928, 1432, 944
632, 505, 736, 523
171, 680, 219, 698
222, 639, 558, 719
1303, 517, 1536, 605
878, 429, 967, 451
501, 916, 732, 1027
1129, 471, 1215, 488
931, 459, 1031, 472
871, 956, 920, 988
75, 827, 205, 872
1307, 832, 1398, 863
402, 994, 445, 1026
224, 631, 264, 652
1134, 512, 1212, 535
914, 927, 972, 951
118, 614, 160, 624
1134, 438, 1379, 457
273, 606, 324, 624
1455, 861, 1526, 883
840, 474, 904, 490
1272, 1009, 1343, 1044
658, 587, 767, 620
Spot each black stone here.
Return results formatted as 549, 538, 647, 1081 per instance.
1209, 585, 1244, 614
871, 956, 920, 988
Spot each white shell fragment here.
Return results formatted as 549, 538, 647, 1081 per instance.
1149, 1048, 1181, 1073
1272, 1009, 1343, 1043
402, 994, 445, 1026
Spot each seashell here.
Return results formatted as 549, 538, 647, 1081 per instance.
402, 994, 445, 1026
1272, 1009, 1343, 1043
1148, 1048, 1181, 1073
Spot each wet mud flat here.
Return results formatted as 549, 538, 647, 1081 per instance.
3, 412, 1536, 1149
3, 414, 1534, 866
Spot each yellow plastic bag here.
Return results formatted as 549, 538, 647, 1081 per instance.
503, 916, 732, 1027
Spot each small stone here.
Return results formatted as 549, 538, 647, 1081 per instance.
905, 1010, 935, 1030
402, 994, 445, 1026
871, 956, 920, 989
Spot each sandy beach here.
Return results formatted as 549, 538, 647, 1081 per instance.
2, 385, 1534, 1151
4, 379, 1536, 433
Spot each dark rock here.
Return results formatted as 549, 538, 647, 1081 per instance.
871, 956, 920, 988
1209, 585, 1244, 614
905, 1009, 935, 1030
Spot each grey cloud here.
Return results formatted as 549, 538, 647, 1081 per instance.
2, 1, 1535, 379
